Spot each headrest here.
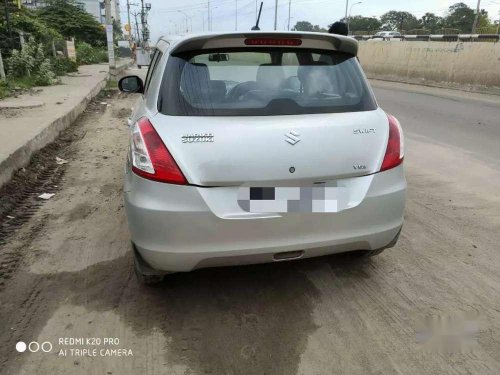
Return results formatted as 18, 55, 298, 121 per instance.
181, 62, 211, 103
297, 61, 329, 83
297, 62, 334, 95
256, 63, 285, 90
209, 80, 227, 100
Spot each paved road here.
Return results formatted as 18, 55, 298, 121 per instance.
372, 80, 500, 168
0, 80, 499, 374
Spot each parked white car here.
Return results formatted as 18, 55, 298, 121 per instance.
118, 31, 406, 285
370, 31, 403, 41
374, 31, 402, 37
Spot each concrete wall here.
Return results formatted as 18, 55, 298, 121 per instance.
358, 41, 500, 88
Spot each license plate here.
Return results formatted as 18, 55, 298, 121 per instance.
237, 186, 348, 213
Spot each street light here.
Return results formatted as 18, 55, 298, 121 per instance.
210, 6, 219, 31
198, 10, 206, 32
347, 1, 362, 33
497, 11, 500, 35
177, 10, 189, 33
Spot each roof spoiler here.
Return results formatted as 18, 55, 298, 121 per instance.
169, 32, 358, 56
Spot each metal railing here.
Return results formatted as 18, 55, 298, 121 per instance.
407, 29, 431, 36
352, 32, 499, 42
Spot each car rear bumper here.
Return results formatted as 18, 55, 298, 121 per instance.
124, 165, 406, 272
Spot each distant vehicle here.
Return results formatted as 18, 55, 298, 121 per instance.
118, 31, 406, 285
374, 31, 402, 37
370, 31, 402, 41
136, 47, 152, 69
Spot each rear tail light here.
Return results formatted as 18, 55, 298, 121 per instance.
244, 38, 302, 46
130, 117, 187, 184
380, 114, 404, 171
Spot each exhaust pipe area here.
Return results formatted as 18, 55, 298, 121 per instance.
273, 250, 304, 261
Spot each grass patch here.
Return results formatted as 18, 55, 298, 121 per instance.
106, 79, 118, 90
0, 77, 44, 99
0, 80, 9, 99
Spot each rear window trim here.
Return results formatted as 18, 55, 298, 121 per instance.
159, 47, 377, 116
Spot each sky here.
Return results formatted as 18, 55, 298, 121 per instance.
120, 0, 500, 41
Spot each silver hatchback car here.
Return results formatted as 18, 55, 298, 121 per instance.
118, 31, 406, 284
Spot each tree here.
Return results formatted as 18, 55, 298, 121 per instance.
341, 15, 381, 32
37, 0, 106, 46
113, 19, 124, 41
0, 4, 61, 56
380, 11, 420, 32
443, 2, 490, 33
419, 13, 443, 33
292, 21, 326, 32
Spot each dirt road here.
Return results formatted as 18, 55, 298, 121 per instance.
0, 81, 499, 374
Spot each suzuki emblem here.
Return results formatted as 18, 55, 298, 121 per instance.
285, 130, 300, 145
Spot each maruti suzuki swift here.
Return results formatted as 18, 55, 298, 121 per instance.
118, 31, 406, 285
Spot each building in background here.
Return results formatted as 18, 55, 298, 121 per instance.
21, 0, 46, 8
111, 0, 121, 25
79, 0, 121, 24
78, 0, 105, 23
22, 0, 121, 25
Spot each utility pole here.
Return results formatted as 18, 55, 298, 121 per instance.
235, 0, 238, 31
132, 11, 141, 42
471, 0, 481, 34
0, 50, 6, 81
199, 10, 205, 31
208, 0, 211, 31
344, 0, 349, 20
287, 0, 291, 31
19, 31, 25, 50
178, 10, 189, 33
140, 0, 145, 42
126, 0, 132, 41
3, 0, 12, 37
399, 13, 405, 33
104, 0, 116, 71
105, 0, 112, 28
274, 0, 278, 30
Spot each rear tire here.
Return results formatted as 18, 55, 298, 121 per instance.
134, 263, 164, 286
354, 248, 386, 257
137, 65, 142, 69
353, 227, 402, 258
132, 244, 166, 286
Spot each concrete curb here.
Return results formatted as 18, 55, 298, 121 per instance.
0, 61, 132, 189
367, 76, 500, 97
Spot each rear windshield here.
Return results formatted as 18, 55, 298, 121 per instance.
158, 48, 377, 116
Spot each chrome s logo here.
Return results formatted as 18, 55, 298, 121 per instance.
285, 130, 300, 145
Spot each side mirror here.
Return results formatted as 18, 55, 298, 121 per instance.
118, 75, 144, 94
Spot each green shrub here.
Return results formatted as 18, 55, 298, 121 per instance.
34, 59, 57, 86
0, 80, 10, 99
95, 49, 109, 63
76, 42, 108, 65
51, 57, 79, 76
7, 49, 35, 78
6, 38, 56, 86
